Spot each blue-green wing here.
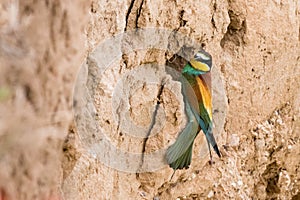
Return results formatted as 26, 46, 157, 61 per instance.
166, 97, 199, 169
166, 76, 200, 169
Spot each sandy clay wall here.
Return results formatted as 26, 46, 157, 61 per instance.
0, 0, 299, 199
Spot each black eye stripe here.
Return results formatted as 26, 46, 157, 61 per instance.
195, 52, 211, 61
191, 50, 213, 70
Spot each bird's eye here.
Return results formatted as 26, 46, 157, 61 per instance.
195, 52, 210, 61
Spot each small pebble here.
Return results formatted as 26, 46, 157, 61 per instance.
228, 134, 240, 147
191, 173, 196, 179
255, 139, 265, 149
231, 182, 237, 188
207, 190, 214, 198
237, 180, 243, 186
139, 191, 146, 197
276, 118, 283, 125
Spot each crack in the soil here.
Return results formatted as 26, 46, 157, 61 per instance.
135, 0, 144, 29
137, 79, 166, 172
124, 0, 135, 31
124, 0, 144, 31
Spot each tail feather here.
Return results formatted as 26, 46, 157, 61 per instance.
168, 143, 194, 170
166, 93, 199, 170
204, 125, 221, 158
213, 143, 221, 157
166, 116, 198, 169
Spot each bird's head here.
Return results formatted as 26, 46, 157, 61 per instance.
182, 49, 212, 75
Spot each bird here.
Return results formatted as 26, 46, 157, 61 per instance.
166, 49, 221, 176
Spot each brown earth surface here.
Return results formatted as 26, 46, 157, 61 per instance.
0, 0, 299, 200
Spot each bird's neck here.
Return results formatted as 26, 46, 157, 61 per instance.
182, 63, 207, 76
182, 63, 212, 92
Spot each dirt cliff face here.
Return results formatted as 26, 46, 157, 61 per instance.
0, 0, 299, 200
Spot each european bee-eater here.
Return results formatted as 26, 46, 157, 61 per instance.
166, 49, 221, 173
